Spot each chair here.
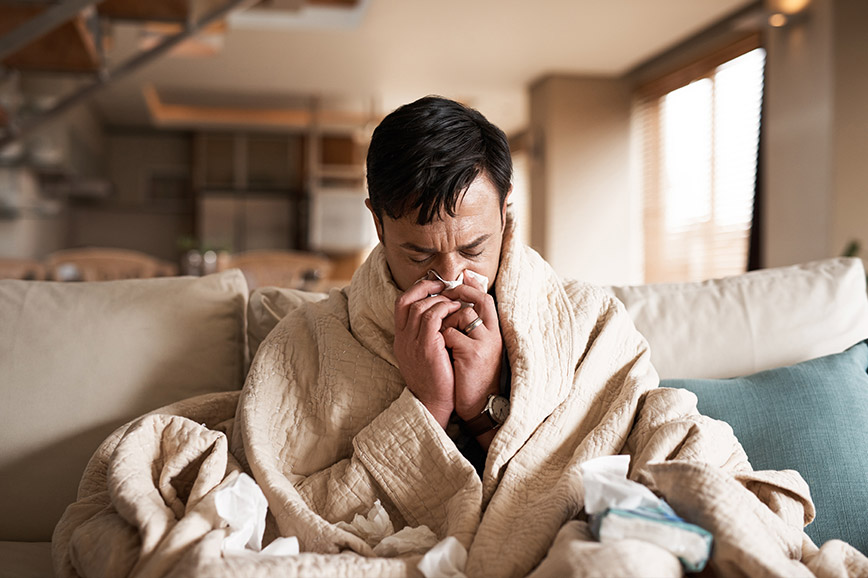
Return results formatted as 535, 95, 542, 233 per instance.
44, 248, 178, 281
0, 258, 46, 280
220, 250, 333, 291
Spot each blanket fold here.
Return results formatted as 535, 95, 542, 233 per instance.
53, 220, 868, 577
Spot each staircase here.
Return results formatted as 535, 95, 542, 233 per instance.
0, 0, 263, 149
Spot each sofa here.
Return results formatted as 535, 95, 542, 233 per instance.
1, 257, 867, 577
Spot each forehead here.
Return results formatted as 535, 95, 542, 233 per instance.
385, 176, 502, 241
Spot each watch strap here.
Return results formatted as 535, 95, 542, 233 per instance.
461, 394, 507, 437
462, 409, 499, 437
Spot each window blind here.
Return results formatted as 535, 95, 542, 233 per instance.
637, 45, 765, 283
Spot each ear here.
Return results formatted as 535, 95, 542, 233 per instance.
501, 187, 513, 231
365, 199, 384, 243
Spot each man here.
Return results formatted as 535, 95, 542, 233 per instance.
55, 96, 860, 578
364, 96, 514, 459
234, 96, 816, 576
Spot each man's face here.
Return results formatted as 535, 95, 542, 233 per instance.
367, 174, 509, 292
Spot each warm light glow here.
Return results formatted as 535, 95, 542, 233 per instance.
773, 0, 810, 14
768, 13, 788, 27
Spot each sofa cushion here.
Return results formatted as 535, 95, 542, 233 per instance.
0, 270, 248, 541
664, 341, 868, 554
248, 286, 329, 361
0, 541, 53, 578
607, 257, 868, 379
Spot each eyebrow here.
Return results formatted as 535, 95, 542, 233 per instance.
400, 234, 492, 253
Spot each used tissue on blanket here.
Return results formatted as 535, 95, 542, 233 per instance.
214, 472, 299, 556
338, 500, 439, 557
580, 455, 713, 572
418, 536, 468, 578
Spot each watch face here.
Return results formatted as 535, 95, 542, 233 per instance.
489, 395, 510, 423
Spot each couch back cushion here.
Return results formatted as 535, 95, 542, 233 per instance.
607, 258, 868, 379
247, 286, 329, 361
0, 270, 248, 541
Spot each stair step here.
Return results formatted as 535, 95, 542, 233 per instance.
0, 3, 99, 73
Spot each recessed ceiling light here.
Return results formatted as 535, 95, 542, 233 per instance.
768, 13, 788, 27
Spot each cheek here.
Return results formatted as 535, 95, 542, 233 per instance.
484, 242, 505, 285
473, 253, 501, 288
384, 251, 426, 291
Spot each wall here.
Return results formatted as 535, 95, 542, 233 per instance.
66, 130, 195, 262
829, 0, 868, 260
762, 0, 835, 265
763, 0, 868, 266
528, 76, 638, 285
530, 0, 868, 281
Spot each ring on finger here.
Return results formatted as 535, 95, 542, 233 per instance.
462, 317, 484, 336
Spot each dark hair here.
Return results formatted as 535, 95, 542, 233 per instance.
366, 96, 512, 225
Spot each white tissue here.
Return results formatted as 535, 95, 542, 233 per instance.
464, 270, 489, 293
338, 500, 441, 558
215, 473, 269, 553
373, 525, 439, 556
260, 536, 300, 556
418, 536, 468, 578
428, 270, 465, 290
214, 473, 300, 557
335, 499, 395, 546
579, 455, 662, 515
425, 270, 490, 298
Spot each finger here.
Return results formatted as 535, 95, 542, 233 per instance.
441, 326, 472, 349
441, 306, 480, 332
442, 283, 498, 328
405, 296, 461, 338
395, 279, 447, 330
417, 300, 464, 341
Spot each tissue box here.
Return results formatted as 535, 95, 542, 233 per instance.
590, 503, 713, 572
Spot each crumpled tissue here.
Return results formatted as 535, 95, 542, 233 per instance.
426, 270, 490, 295
417, 536, 468, 578
214, 472, 299, 556
337, 500, 440, 557
579, 455, 713, 572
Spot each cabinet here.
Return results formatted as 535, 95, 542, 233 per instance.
194, 132, 306, 252
194, 132, 305, 191
193, 130, 367, 254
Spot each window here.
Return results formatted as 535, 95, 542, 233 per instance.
637, 40, 765, 283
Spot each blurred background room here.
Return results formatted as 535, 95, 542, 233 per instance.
0, 0, 865, 289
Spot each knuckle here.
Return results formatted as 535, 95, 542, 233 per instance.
421, 308, 440, 323
395, 296, 412, 311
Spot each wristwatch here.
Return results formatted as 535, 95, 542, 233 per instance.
462, 394, 510, 437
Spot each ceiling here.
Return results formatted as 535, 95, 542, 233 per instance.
88, 0, 757, 134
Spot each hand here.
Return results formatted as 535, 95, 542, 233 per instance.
440, 274, 503, 422
394, 279, 463, 427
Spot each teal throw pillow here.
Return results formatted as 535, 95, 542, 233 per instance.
663, 341, 868, 555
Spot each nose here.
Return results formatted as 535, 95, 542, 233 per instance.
433, 253, 465, 283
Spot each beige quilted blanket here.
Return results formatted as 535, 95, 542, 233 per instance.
53, 224, 868, 578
